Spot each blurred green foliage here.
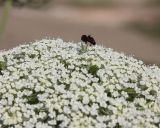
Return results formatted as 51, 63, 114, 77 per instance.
70, 0, 114, 8
146, 0, 160, 7
0, 0, 52, 40
0, 0, 52, 8
127, 21, 160, 39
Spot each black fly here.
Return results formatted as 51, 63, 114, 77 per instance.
81, 35, 96, 46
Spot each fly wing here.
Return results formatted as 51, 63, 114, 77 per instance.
88, 36, 96, 45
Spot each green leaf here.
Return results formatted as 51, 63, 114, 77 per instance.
122, 88, 138, 102
64, 83, 70, 90
25, 91, 43, 105
88, 65, 99, 76
0, 61, 7, 75
150, 90, 157, 96
98, 107, 113, 116
114, 123, 122, 128
0, 61, 7, 70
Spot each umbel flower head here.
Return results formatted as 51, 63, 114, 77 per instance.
0, 39, 160, 128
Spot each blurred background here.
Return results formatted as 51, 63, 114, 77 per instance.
0, 0, 160, 65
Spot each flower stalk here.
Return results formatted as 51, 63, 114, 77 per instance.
0, 0, 12, 41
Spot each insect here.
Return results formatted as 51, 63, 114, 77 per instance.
81, 35, 96, 45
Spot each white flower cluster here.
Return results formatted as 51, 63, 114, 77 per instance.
0, 39, 160, 128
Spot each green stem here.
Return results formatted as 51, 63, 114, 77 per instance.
0, 0, 12, 41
